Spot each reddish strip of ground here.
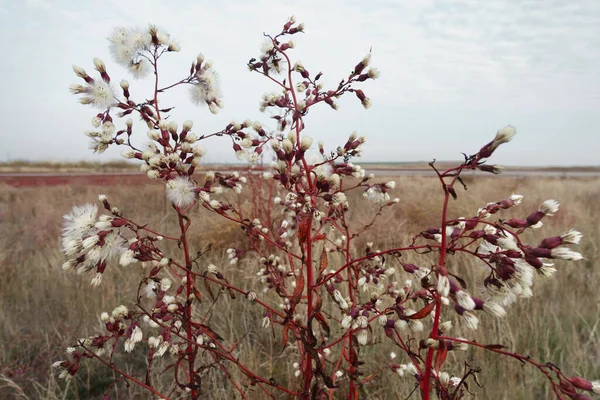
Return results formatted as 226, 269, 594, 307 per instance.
0, 173, 152, 187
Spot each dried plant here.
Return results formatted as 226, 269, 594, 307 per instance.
58, 18, 599, 399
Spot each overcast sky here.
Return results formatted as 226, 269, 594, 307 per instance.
1, 0, 599, 166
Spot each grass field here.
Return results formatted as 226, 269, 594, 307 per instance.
1, 173, 599, 399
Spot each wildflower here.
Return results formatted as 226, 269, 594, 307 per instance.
155, 340, 169, 357
261, 316, 270, 328
124, 326, 143, 353
449, 377, 462, 387
439, 320, 453, 333
112, 305, 128, 319
550, 247, 583, 261
166, 176, 197, 208
207, 264, 218, 274
363, 186, 390, 203
355, 315, 369, 329
492, 125, 516, 147
439, 372, 450, 386
540, 199, 560, 216
478, 125, 516, 158
566, 377, 600, 394
117, 245, 136, 265
561, 229, 583, 244
461, 312, 479, 330
293, 362, 302, 377
510, 193, 524, 205
108, 26, 155, 78
333, 290, 349, 310
191, 67, 222, 112
97, 231, 126, 262
535, 262, 556, 277
455, 290, 476, 311
300, 136, 313, 151
482, 302, 506, 318
121, 149, 136, 160
341, 315, 353, 330
394, 319, 408, 331
226, 248, 239, 264
158, 257, 169, 267
141, 282, 157, 299
402, 310, 424, 332
367, 68, 380, 79
53, 361, 78, 380
100, 312, 110, 323
90, 273, 103, 287
496, 234, 519, 251
62, 204, 98, 246
405, 363, 419, 376
393, 364, 407, 377
70, 79, 117, 110
192, 145, 206, 158
356, 329, 369, 345
159, 278, 171, 291
332, 192, 348, 207
437, 274, 450, 297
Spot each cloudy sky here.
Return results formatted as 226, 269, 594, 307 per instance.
1, 0, 599, 166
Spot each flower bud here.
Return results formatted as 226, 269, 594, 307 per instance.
182, 120, 193, 132
282, 139, 294, 153
300, 136, 313, 151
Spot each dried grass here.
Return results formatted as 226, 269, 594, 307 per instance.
1, 175, 599, 399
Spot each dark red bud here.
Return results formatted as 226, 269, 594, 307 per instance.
526, 211, 544, 226
353, 61, 366, 75
478, 141, 495, 159
539, 236, 563, 249
111, 218, 127, 227
472, 297, 485, 310
484, 234, 499, 244
527, 247, 552, 258
402, 263, 418, 273
504, 218, 529, 228
524, 255, 543, 269
354, 89, 366, 101
498, 199, 514, 209
464, 219, 478, 231
469, 230, 485, 239
567, 376, 593, 391
501, 249, 521, 259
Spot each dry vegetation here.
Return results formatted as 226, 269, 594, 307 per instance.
0, 160, 139, 174
2, 160, 599, 174
1, 175, 599, 399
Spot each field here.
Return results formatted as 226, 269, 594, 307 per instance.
1, 171, 599, 399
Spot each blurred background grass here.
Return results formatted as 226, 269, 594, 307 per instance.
0, 174, 598, 399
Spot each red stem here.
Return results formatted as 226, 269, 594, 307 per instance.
422, 186, 450, 399
274, 41, 317, 397
178, 210, 198, 399
340, 190, 357, 400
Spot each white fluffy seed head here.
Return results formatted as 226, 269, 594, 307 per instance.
166, 176, 196, 208
540, 199, 560, 216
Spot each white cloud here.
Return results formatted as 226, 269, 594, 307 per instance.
0, 0, 598, 165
